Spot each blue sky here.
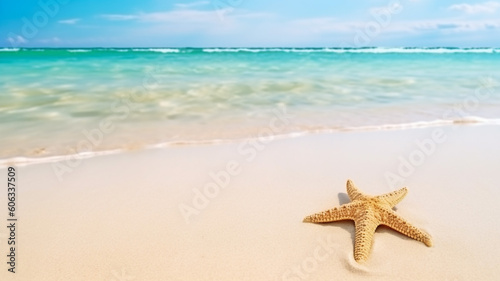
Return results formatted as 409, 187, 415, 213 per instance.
1, 0, 500, 47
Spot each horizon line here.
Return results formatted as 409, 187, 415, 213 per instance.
2, 46, 500, 49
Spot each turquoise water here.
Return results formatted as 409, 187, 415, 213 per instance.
1, 47, 500, 159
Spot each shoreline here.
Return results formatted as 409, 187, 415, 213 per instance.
3, 47, 500, 53
1, 125, 499, 280
2, 120, 499, 168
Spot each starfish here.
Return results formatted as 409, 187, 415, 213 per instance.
303, 180, 432, 263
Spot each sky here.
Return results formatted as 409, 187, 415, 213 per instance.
1, 0, 500, 47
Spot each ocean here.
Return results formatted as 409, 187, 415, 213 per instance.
1, 47, 500, 162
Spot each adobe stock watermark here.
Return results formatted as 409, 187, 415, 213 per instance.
7, 0, 71, 47
281, 234, 339, 281
212, 0, 244, 20
51, 67, 162, 182
341, 0, 403, 48
385, 77, 497, 189
384, 129, 447, 189
442, 77, 497, 122
178, 105, 293, 224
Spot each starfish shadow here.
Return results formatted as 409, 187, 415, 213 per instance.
318, 220, 356, 247
338, 192, 350, 205
311, 193, 355, 244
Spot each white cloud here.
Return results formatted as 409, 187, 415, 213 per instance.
7, 35, 27, 44
291, 18, 357, 33
100, 8, 269, 26
101, 10, 225, 23
290, 16, 414, 35
138, 10, 225, 23
100, 14, 139, 21
174, 1, 209, 9
95, 4, 500, 47
449, 1, 500, 14
38, 37, 62, 43
287, 16, 500, 42
58, 18, 81, 24
100, 9, 236, 32
412, 20, 500, 31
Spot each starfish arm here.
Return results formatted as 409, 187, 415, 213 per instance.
353, 217, 379, 262
377, 207, 432, 247
346, 179, 366, 201
375, 187, 408, 208
303, 202, 359, 223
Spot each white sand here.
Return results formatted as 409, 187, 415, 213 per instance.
1, 125, 500, 280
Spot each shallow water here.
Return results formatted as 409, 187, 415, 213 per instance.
1, 47, 499, 159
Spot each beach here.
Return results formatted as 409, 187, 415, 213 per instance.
1, 47, 500, 280
1, 124, 499, 280
3, 0, 500, 278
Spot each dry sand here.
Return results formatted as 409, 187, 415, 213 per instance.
1, 124, 500, 280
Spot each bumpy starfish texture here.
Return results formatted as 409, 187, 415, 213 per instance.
304, 180, 432, 263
